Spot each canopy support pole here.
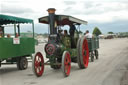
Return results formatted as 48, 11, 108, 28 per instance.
32, 22, 34, 38
14, 24, 16, 38
17, 24, 20, 36
2, 27, 5, 37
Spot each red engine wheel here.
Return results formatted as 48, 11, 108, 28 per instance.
77, 36, 89, 69
62, 51, 71, 77
32, 52, 44, 77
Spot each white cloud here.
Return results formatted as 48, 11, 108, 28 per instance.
0, 0, 128, 24
61, 1, 128, 23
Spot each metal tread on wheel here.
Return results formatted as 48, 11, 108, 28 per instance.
77, 36, 89, 69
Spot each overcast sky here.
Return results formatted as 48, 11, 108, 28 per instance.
0, 0, 128, 34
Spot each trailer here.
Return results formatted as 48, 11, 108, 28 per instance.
0, 14, 35, 70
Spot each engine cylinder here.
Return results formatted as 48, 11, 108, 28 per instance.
45, 43, 62, 56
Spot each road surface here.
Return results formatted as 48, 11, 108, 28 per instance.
0, 38, 128, 85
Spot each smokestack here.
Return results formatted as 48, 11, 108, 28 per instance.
47, 8, 57, 34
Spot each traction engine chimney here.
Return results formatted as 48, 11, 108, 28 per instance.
47, 8, 57, 34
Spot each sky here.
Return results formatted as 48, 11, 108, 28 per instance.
0, 0, 128, 34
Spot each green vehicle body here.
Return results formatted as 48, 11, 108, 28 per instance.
46, 36, 78, 65
0, 14, 35, 69
87, 38, 99, 51
0, 38, 35, 60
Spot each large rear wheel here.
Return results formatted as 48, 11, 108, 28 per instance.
77, 36, 89, 69
32, 52, 44, 77
62, 51, 71, 77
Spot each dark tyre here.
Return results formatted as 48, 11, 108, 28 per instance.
0, 61, 1, 67
77, 36, 89, 69
62, 51, 71, 77
95, 50, 99, 59
17, 58, 21, 70
90, 51, 94, 62
17, 57, 28, 70
32, 52, 44, 77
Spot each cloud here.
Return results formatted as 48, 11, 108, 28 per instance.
84, 2, 128, 15
61, 1, 128, 23
63, 1, 76, 5
1, 2, 34, 14
1, 5, 34, 14
1, 0, 128, 24
63, 1, 128, 15
1, 0, 128, 34
0, 1, 38, 21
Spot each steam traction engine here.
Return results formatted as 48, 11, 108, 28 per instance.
32, 8, 98, 77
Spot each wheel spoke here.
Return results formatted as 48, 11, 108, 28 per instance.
65, 65, 68, 71
35, 61, 39, 67
35, 67, 39, 73
65, 64, 69, 74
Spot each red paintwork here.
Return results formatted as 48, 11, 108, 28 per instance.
82, 38, 89, 68
64, 52, 71, 76
34, 52, 44, 76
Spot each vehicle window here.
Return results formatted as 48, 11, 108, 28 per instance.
4, 24, 34, 38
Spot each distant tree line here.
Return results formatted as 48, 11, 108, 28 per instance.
108, 31, 114, 34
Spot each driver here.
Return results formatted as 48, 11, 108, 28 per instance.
69, 24, 76, 37
57, 29, 63, 41
69, 24, 76, 48
64, 30, 68, 37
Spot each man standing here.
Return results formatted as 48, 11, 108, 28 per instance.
69, 24, 76, 48
85, 30, 93, 38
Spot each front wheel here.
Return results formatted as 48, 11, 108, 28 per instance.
62, 51, 71, 77
32, 52, 44, 77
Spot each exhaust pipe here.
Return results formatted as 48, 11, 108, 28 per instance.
47, 8, 57, 34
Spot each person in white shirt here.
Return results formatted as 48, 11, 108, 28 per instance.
85, 30, 92, 38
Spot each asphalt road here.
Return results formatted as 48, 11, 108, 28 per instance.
0, 38, 128, 85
